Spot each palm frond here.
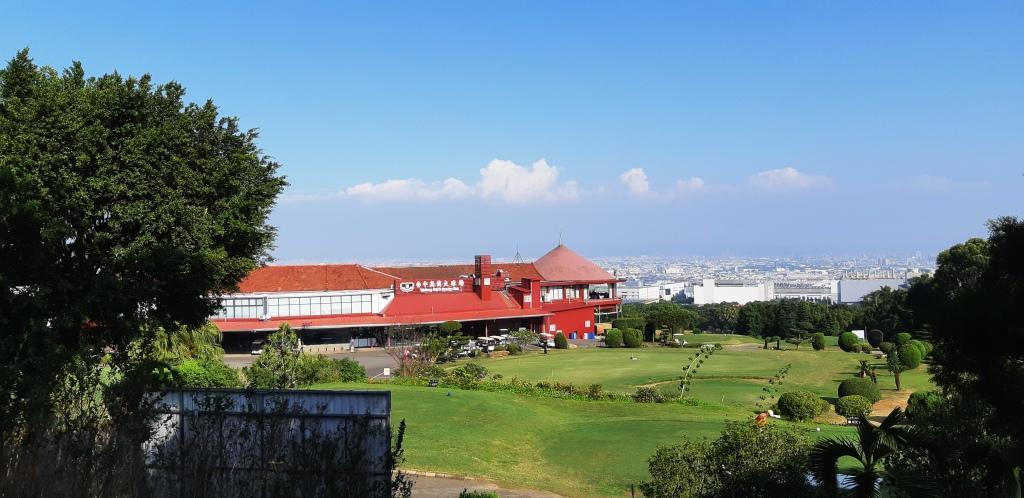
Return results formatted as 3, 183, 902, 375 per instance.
809, 437, 861, 496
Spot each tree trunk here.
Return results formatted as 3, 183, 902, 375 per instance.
894, 370, 901, 391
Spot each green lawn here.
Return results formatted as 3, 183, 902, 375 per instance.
314, 341, 934, 497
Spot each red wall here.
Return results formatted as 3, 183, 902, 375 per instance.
544, 305, 596, 339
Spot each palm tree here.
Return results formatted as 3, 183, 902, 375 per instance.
810, 407, 931, 497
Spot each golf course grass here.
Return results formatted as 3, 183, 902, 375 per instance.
314, 336, 934, 497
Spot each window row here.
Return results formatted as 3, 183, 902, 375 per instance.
214, 294, 374, 319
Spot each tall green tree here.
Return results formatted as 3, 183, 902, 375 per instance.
0, 49, 285, 436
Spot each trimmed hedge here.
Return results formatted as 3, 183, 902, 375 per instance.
777, 391, 829, 421
867, 329, 884, 347
554, 331, 569, 349
909, 339, 926, 358
895, 332, 912, 346
622, 328, 643, 348
879, 342, 895, 355
838, 332, 859, 352
604, 328, 623, 348
811, 333, 826, 351
898, 343, 922, 369
173, 359, 240, 388
838, 377, 881, 403
612, 317, 647, 332
836, 395, 873, 417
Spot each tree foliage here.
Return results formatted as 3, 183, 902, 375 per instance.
0, 49, 285, 436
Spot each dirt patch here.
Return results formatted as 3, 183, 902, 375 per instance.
409, 474, 565, 498
868, 390, 913, 423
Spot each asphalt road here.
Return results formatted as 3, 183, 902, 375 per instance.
224, 349, 399, 378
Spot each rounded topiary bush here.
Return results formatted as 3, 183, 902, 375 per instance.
604, 328, 623, 348
860, 342, 873, 353
879, 342, 895, 355
909, 339, 926, 357
838, 377, 881, 403
906, 390, 943, 420
895, 332, 912, 346
836, 395, 873, 417
867, 329, 884, 348
777, 391, 828, 421
898, 343, 922, 369
622, 328, 643, 348
920, 340, 934, 356
554, 331, 569, 349
838, 332, 859, 352
811, 333, 826, 351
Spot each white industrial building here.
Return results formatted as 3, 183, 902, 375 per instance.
690, 279, 772, 305
619, 282, 687, 303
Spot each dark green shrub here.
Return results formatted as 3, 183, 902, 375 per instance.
604, 328, 623, 348
295, 355, 367, 386
895, 332, 912, 345
587, 384, 604, 400
898, 343, 922, 369
836, 395, 873, 417
622, 328, 643, 348
906, 391, 944, 420
506, 343, 522, 355
613, 317, 646, 332
838, 332, 859, 352
859, 343, 873, 353
867, 329, 884, 347
418, 364, 446, 379
554, 331, 568, 349
879, 342, 895, 355
838, 377, 881, 403
920, 340, 933, 356
173, 359, 240, 388
811, 333, 825, 351
459, 490, 498, 498
633, 386, 666, 403
777, 391, 828, 421
909, 339, 926, 358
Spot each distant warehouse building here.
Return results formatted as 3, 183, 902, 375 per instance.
691, 279, 772, 305
619, 282, 687, 303
837, 278, 908, 304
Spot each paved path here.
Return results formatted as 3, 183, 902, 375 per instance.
409, 475, 564, 498
224, 349, 399, 378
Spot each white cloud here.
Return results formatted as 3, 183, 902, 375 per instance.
328, 158, 578, 204
747, 167, 832, 191
619, 168, 650, 196
674, 177, 706, 193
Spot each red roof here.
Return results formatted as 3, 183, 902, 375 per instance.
532, 244, 615, 282
237, 264, 397, 293
373, 262, 543, 282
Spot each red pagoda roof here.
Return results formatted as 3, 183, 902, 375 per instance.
532, 244, 616, 282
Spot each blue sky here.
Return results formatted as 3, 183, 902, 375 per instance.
4, 1, 1022, 261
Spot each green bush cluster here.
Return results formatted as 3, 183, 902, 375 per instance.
172, 359, 240, 388
898, 343, 923, 369
836, 395, 873, 417
838, 332, 859, 352
859, 343, 873, 353
554, 331, 569, 349
776, 391, 829, 421
633, 386, 667, 403
895, 332, 912, 345
906, 391, 944, 420
612, 317, 646, 332
295, 355, 367, 386
622, 328, 643, 348
459, 490, 498, 498
838, 377, 881, 403
604, 328, 624, 348
811, 333, 826, 351
879, 342, 895, 355
506, 343, 522, 355
867, 329, 884, 347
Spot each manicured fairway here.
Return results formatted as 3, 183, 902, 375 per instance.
315, 338, 933, 496
312, 382, 854, 497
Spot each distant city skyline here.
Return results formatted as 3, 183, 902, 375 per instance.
5, 1, 1020, 260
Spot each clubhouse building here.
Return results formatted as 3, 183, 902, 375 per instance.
211, 244, 623, 349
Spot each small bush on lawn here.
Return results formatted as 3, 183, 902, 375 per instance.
859, 343, 873, 353
811, 333, 826, 351
459, 490, 498, 498
506, 343, 522, 355
172, 359, 240, 388
554, 331, 569, 349
633, 386, 666, 403
879, 342, 895, 355
836, 395, 873, 417
623, 328, 643, 348
777, 391, 828, 421
867, 329, 884, 347
587, 384, 604, 400
295, 355, 367, 386
838, 332, 859, 352
895, 332, 912, 345
906, 391, 944, 420
604, 328, 624, 348
612, 317, 647, 332
838, 377, 881, 403
898, 343, 923, 369
418, 364, 447, 380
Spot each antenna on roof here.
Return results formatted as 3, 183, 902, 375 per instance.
513, 243, 524, 264
558, 229, 563, 246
